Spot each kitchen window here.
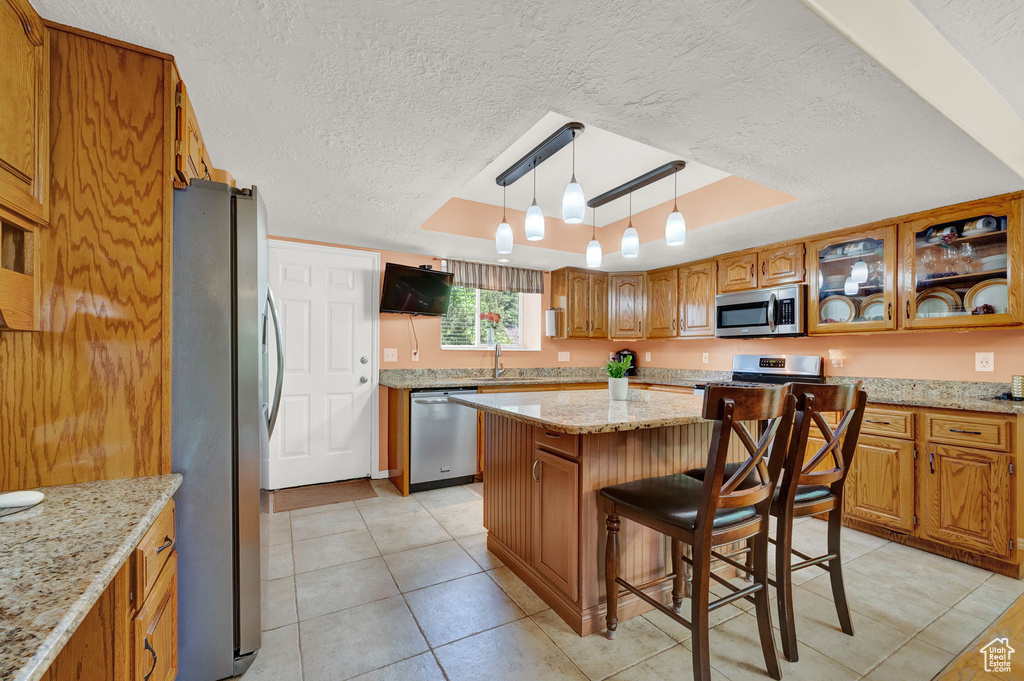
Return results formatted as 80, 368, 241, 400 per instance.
441, 287, 542, 350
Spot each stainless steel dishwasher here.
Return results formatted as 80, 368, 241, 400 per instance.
410, 388, 480, 492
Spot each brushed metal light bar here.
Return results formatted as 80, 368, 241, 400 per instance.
587, 160, 687, 208
495, 122, 586, 187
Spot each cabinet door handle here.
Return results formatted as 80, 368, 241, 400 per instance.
532, 460, 541, 482
928, 452, 935, 475
906, 300, 911, 319
156, 536, 174, 553
544, 432, 560, 439
143, 637, 158, 681
865, 420, 890, 425
761, 261, 766, 277
887, 302, 892, 320
949, 428, 982, 435
750, 263, 755, 278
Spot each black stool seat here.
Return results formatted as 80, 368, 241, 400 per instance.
600, 474, 756, 531
683, 464, 831, 509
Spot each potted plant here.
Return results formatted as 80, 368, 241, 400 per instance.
604, 355, 632, 401
480, 312, 501, 347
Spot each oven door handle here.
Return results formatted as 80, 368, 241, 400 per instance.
766, 293, 778, 333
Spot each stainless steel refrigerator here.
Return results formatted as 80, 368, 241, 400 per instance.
172, 180, 283, 680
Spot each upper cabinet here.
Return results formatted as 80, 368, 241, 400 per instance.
645, 267, 678, 338
173, 73, 213, 185
717, 251, 758, 293
0, 0, 48, 225
609, 272, 645, 339
679, 260, 716, 337
898, 194, 1022, 330
809, 223, 898, 334
550, 267, 608, 339
760, 242, 805, 288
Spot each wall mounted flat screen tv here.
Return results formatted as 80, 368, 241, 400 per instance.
379, 263, 453, 316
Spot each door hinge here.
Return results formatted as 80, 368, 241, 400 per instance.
1010, 462, 1015, 474
175, 140, 183, 155
175, 92, 184, 108
913, 514, 918, 526
1011, 538, 1015, 551
914, 449, 918, 459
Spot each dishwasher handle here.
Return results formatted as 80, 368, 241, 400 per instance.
414, 397, 452, 405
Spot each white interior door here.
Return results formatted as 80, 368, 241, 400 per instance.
267, 241, 379, 489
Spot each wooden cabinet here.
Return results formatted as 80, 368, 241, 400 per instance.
550, 267, 608, 339
717, 252, 758, 293
531, 448, 579, 601
174, 76, 212, 185
844, 434, 916, 533
608, 272, 645, 339
0, 0, 48, 225
133, 552, 178, 681
809, 223, 899, 334
678, 260, 716, 337
918, 444, 1012, 558
898, 193, 1022, 330
760, 242, 805, 287
645, 267, 678, 338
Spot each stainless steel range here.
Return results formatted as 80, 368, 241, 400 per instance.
694, 355, 824, 396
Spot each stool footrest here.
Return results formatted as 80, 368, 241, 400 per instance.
614, 577, 693, 631
791, 552, 836, 572
709, 583, 763, 612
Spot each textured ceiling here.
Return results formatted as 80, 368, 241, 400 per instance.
35, 0, 1023, 271
909, 0, 1024, 119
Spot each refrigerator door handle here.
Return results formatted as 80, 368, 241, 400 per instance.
267, 286, 285, 438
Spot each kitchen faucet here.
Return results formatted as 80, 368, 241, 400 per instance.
493, 343, 505, 379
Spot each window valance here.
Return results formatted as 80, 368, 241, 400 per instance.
449, 260, 544, 294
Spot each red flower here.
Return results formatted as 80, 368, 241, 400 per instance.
480, 312, 501, 323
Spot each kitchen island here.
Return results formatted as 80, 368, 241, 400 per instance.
449, 388, 746, 636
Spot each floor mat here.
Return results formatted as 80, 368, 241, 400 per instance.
272, 479, 377, 512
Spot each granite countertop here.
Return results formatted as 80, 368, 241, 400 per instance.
450, 389, 708, 434
0, 474, 183, 681
860, 392, 1024, 414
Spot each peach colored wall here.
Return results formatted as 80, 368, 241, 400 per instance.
271, 236, 1024, 473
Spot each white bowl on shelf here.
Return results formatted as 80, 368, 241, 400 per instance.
980, 254, 1008, 271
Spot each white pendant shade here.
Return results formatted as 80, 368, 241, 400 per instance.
665, 210, 686, 246
525, 201, 545, 241
844, 276, 858, 295
562, 178, 585, 224
850, 259, 868, 283
621, 225, 639, 258
495, 221, 513, 254
586, 238, 602, 268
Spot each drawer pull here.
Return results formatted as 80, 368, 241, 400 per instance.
143, 637, 158, 681
929, 452, 935, 475
532, 460, 541, 482
156, 536, 174, 553
865, 419, 891, 425
949, 428, 982, 435
544, 432, 561, 439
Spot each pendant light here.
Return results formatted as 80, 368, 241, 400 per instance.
850, 258, 868, 283
561, 132, 585, 224
665, 169, 686, 246
586, 206, 602, 268
524, 166, 545, 241
621, 192, 639, 258
495, 184, 513, 255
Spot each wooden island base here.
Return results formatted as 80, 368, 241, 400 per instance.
481, 412, 748, 636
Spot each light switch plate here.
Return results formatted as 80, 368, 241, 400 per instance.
383, 348, 398, 362
702, 353, 709, 364
558, 352, 570, 362
411, 349, 420, 362
976, 352, 994, 372
645, 352, 651, 362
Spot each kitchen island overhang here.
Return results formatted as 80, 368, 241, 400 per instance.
451, 389, 751, 636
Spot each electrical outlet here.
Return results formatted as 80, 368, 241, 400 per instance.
702, 353, 709, 364
558, 352, 570, 362
644, 352, 651, 362
411, 349, 420, 362
976, 352, 994, 372
383, 348, 398, 362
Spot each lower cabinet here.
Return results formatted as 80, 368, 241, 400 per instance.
133, 552, 179, 681
844, 434, 916, 533
531, 448, 579, 601
918, 444, 1012, 558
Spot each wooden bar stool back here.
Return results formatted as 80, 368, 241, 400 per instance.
601, 384, 796, 681
773, 381, 867, 662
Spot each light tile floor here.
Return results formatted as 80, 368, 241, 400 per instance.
236, 479, 1024, 681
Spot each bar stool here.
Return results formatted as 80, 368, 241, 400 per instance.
771, 382, 866, 662
601, 384, 796, 681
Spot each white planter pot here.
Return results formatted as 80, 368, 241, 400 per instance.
608, 377, 629, 401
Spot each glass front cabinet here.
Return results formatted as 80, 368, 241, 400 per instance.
809, 223, 899, 334
899, 195, 1022, 330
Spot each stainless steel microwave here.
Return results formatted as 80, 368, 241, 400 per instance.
714, 284, 806, 338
